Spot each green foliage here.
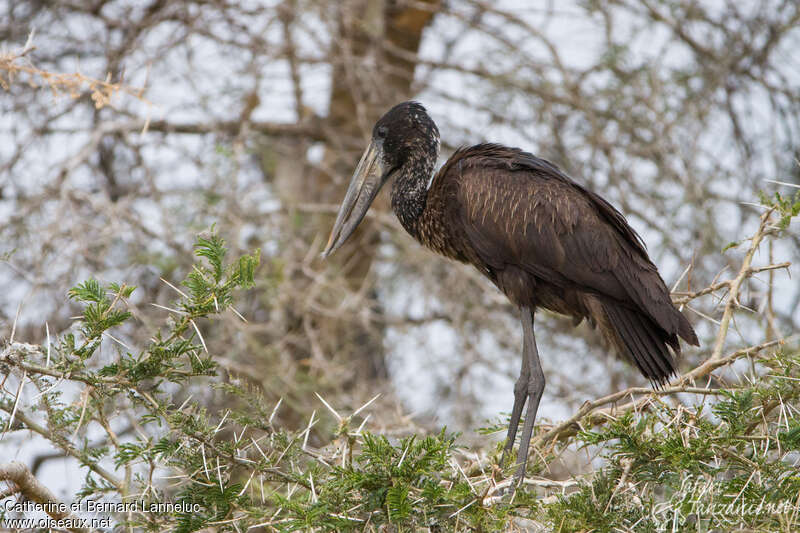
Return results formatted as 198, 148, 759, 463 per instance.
545, 470, 659, 532
115, 440, 153, 468
1, 227, 269, 529
183, 229, 260, 315
777, 422, 800, 450
711, 389, 753, 434
759, 189, 800, 229
4, 223, 799, 532
290, 430, 476, 530
566, 349, 800, 532
722, 240, 741, 252
174, 482, 243, 533
68, 279, 133, 342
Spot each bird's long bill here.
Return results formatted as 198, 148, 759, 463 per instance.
322, 140, 385, 257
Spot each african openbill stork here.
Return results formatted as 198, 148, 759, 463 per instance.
322, 101, 698, 484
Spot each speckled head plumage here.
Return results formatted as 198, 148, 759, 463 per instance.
322, 101, 440, 257
373, 101, 440, 173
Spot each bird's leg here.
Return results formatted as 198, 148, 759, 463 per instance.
500, 316, 531, 468
512, 307, 545, 485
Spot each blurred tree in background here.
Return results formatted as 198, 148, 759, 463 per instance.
1, 1, 799, 529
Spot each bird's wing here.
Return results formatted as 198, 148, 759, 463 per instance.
451, 146, 694, 343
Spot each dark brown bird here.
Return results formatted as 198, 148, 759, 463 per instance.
323, 101, 698, 484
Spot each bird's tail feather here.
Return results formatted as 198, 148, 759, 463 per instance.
601, 302, 679, 386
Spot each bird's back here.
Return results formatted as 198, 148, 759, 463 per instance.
424, 143, 698, 384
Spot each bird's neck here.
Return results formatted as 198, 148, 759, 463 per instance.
390, 152, 437, 240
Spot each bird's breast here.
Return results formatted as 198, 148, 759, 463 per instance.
414, 212, 464, 261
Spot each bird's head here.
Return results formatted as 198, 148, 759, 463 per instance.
322, 101, 439, 257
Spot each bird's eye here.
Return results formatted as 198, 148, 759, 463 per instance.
376, 126, 388, 139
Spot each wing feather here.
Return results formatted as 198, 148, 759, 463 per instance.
450, 145, 697, 346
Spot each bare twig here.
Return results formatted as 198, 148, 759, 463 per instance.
710, 209, 776, 361
0, 461, 89, 533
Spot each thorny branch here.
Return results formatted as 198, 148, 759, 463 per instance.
709, 209, 778, 360
532, 337, 788, 450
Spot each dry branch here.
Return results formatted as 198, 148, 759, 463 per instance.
0, 40, 146, 110
0, 461, 89, 533
532, 337, 787, 449
710, 208, 777, 360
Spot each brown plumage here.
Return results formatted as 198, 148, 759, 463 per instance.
323, 101, 699, 487
417, 143, 698, 384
